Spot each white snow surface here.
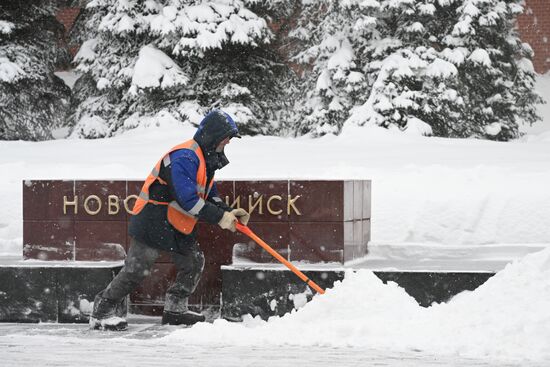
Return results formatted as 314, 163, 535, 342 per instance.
0, 76, 549, 365
2, 123, 550, 256
0, 74, 550, 258
54, 70, 81, 89
1, 247, 548, 365
166, 246, 550, 361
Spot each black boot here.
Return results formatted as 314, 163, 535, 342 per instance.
162, 296, 205, 326
162, 310, 206, 326
89, 292, 128, 331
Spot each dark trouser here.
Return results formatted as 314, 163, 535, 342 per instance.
102, 237, 205, 313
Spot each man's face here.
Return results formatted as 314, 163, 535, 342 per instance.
215, 137, 231, 152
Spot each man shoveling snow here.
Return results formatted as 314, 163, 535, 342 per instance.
90, 110, 250, 331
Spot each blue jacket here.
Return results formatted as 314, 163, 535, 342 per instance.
169, 109, 239, 221
129, 110, 239, 253
168, 148, 223, 213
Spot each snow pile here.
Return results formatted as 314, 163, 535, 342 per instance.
165, 247, 550, 362
425, 247, 550, 360
71, 115, 109, 138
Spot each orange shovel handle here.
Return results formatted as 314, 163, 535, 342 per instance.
236, 222, 325, 295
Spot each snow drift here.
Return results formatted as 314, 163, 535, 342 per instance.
165, 246, 550, 362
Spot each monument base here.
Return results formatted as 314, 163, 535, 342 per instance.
221, 263, 495, 321
0, 259, 123, 323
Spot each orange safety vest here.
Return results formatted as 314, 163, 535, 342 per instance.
132, 139, 215, 235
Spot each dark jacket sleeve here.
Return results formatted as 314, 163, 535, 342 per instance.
169, 150, 225, 225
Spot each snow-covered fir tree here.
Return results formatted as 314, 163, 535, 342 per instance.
291, 0, 365, 135
0, 0, 71, 141
352, 0, 462, 137
293, 0, 541, 140
439, 0, 542, 140
72, 0, 296, 138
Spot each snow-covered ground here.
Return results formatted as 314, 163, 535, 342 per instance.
2, 75, 550, 262
0, 329, 529, 367
2, 120, 550, 261
1, 246, 549, 365
0, 74, 549, 365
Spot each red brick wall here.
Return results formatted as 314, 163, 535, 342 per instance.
517, 0, 550, 74
56, 7, 80, 33
55, 7, 81, 59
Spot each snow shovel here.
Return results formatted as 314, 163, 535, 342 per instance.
235, 222, 325, 295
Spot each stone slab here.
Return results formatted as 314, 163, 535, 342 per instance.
0, 263, 123, 323
0, 267, 58, 323
57, 267, 123, 323
221, 267, 343, 321
220, 266, 495, 320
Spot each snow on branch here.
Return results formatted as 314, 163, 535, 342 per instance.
0, 20, 15, 35
0, 57, 26, 83
131, 44, 189, 91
